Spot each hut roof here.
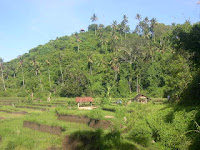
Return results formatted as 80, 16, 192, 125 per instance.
133, 94, 150, 100
76, 97, 93, 103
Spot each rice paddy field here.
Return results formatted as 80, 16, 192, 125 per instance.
0, 97, 199, 150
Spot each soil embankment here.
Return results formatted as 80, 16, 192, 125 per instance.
102, 108, 116, 112
57, 114, 111, 129
16, 106, 47, 111
23, 121, 64, 135
62, 136, 80, 150
58, 115, 90, 124
0, 110, 28, 114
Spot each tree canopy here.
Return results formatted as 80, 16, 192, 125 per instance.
0, 14, 199, 105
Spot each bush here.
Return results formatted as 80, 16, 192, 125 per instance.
87, 108, 104, 120
129, 119, 152, 147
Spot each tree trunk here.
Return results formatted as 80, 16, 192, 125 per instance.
120, 33, 122, 44
77, 44, 80, 52
0, 65, 6, 91
129, 77, 132, 94
136, 75, 139, 94
115, 70, 118, 81
21, 67, 25, 88
90, 65, 92, 75
31, 92, 34, 101
48, 67, 51, 88
125, 25, 126, 39
47, 92, 51, 102
39, 72, 43, 91
59, 58, 64, 83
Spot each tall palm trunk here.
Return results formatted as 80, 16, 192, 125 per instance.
90, 65, 92, 75
124, 25, 127, 39
0, 65, 6, 91
39, 71, 43, 91
77, 44, 80, 52
115, 70, 118, 81
59, 58, 64, 83
21, 66, 25, 88
129, 77, 132, 94
48, 66, 51, 88
136, 75, 139, 94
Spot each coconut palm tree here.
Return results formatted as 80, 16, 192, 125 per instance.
75, 32, 81, 52
58, 53, 64, 83
87, 54, 94, 75
150, 18, 157, 39
112, 20, 118, 31
111, 57, 120, 81
0, 58, 6, 91
136, 13, 142, 21
19, 56, 25, 88
122, 15, 128, 39
90, 13, 98, 36
46, 60, 51, 88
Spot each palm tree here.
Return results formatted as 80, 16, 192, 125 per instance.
46, 60, 51, 88
32, 58, 44, 91
122, 15, 128, 39
150, 18, 157, 39
0, 58, 6, 91
112, 20, 118, 31
135, 14, 142, 35
75, 32, 80, 52
19, 56, 25, 88
90, 13, 98, 36
98, 24, 104, 29
36, 61, 43, 91
87, 54, 94, 75
143, 17, 150, 39
58, 53, 64, 83
111, 57, 120, 81
136, 13, 142, 21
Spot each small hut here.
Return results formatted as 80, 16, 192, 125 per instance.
80, 29, 85, 32
132, 94, 150, 103
76, 97, 93, 107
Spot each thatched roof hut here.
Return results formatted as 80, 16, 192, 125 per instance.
76, 97, 93, 107
132, 94, 150, 103
76, 97, 93, 103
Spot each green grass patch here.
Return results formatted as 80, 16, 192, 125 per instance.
0, 119, 62, 150
24, 110, 91, 133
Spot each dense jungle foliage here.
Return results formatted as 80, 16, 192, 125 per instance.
0, 14, 199, 105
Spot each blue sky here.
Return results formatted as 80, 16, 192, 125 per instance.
0, 0, 200, 62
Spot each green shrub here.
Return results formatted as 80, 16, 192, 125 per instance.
129, 119, 152, 147
87, 108, 104, 120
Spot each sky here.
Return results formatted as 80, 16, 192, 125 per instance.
0, 0, 200, 62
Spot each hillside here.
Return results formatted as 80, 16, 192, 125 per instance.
0, 16, 199, 105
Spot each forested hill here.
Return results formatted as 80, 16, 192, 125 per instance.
0, 15, 199, 104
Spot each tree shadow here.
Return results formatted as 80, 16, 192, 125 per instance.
180, 72, 200, 105
187, 110, 200, 150
62, 129, 139, 150
169, 104, 200, 150
164, 111, 174, 123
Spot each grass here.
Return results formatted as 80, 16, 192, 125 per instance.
24, 110, 92, 133
55, 106, 115, 120
0, 119, 62, 150
0, 96, 199, 150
